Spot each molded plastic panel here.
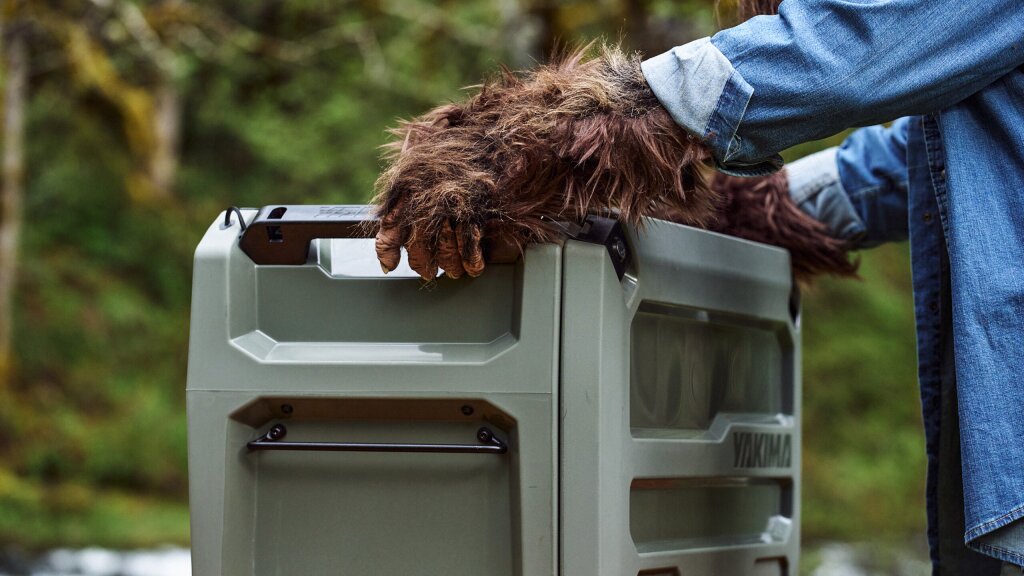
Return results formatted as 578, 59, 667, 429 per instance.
630, 307, 784, 431
251, 420, 514, 576
255, 265, 515, 344
559, 221, 800, 576
187, 212, 560, 576
630, 478, 788, 552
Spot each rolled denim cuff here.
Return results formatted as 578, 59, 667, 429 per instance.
641, 38, 783, 177
787, 147, 868, 245
971, 515, 1024, 568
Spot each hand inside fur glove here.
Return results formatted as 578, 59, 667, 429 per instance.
373, 44, 714, 280
708, 171, 858, 281
373, 44, 855, 283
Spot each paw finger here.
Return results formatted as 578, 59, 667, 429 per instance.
406, 230, 439, 281
437, 221, 465, 279
375, 196, 411, 273
375, 221, 408, 274
459, 223, 485, 277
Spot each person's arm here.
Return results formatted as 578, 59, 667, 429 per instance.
641, 0, 1024, 175
706, 118, 910, 280
788, 117, 912, 248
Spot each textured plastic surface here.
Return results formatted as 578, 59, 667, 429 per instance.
559, 220, 799, 576
187, 210, 799, 576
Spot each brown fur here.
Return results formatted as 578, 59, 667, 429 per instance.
374, 19, 858, 281
709, 172, 858, 282
372, 43, 715, 278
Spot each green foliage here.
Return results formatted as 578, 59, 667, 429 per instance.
784, 135, 926, 543
801, 244, 925, 540
0, 469, 189, 549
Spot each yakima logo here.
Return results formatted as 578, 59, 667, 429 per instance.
733, 432, 792, 468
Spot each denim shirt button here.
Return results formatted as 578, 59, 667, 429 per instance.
929, 300, 939, 313
923, 211, 933, 223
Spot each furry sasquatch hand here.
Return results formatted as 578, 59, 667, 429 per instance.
373, 44, 856, 283
708, 172, 858, 281
373, 44, 714, 280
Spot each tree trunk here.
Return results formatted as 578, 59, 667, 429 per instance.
149, 79, 180, 198
0, 23, 27, 389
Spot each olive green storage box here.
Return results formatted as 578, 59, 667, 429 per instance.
187, 206, 800, 576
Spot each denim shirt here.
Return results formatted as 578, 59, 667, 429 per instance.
640, 0, 1024, 570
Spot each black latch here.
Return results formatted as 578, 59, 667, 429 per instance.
574, 215, 631, 280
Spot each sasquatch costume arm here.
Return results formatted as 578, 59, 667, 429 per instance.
373, 44, 715, 280
373, 44, 857, 283
708, 171, 857, 281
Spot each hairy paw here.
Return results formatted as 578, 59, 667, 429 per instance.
708, 171, 858, 282
373, 43, 716, 280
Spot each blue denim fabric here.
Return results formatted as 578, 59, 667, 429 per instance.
641, 0, 1024, 570
786, 148, 867, 243
792, 115, 1024, 572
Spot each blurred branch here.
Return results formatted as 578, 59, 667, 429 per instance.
28, 1, 185, 199
63, 25, 168, 200
101, 0, 177, 77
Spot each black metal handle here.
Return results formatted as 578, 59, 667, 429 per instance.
239, 205, 378, 265
236, 204, 626, 272
247, 424, 508, 455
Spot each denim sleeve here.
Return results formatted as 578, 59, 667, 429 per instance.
642, 0, 1024, 173
787, 118, 911, 247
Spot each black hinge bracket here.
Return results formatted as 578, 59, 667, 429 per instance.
573, 215, 631, 280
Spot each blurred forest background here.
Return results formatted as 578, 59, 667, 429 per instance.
0, 0, 923, 565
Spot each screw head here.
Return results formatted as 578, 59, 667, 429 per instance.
477, 428, 492, 443
461, 404, 474, 416
612, 238, 627, 261
268, 424, 287, 441
281, 404, 294, 415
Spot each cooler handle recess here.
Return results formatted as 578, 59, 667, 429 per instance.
247, 424, 509, 455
